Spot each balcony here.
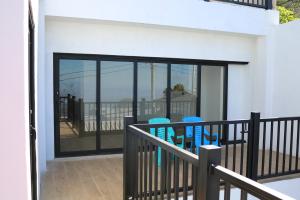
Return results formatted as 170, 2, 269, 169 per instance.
41, 112, 300, 199
210, 0, 273, 9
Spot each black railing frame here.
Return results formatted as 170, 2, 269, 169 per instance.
123, 121, 293, 200
205, 0, 273, 10
246, 112, 260, 180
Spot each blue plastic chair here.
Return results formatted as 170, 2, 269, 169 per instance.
149, 118, 184, 165
182, 116, 219, 153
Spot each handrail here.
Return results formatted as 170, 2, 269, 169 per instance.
124, 117, 296, 200
128, 125, 198, 165
213, 165, 295, 200
134, 119, 250, 128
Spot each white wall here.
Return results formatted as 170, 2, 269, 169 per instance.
253, 20, 300, 155
271, 20, 300, 117
43, 0, 279, 35
42, 18, 258, 160
0, 0, 39, 199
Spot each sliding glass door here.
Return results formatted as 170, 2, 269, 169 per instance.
58, 59, 97, 152
200, 65, 224, 121
100, 61, 133, 149
54, 54, 228, 156
137, 63, 168, 123
170, 64, 198, 122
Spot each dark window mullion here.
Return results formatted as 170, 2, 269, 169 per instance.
96, 60, 101, 151
133, 62, 138, 123
223, 65, 228, 121
166, 64, 171, 119
196, 65, 201, 117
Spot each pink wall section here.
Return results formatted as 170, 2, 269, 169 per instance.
0, 0, 31, 199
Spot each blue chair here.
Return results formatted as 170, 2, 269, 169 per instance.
149, 118, 184, 165
182, 116, 219, 153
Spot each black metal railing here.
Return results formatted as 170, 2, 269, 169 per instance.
59, 95, 196, 134
258, 117, 300, 179
134, 118, 251, 177
124, 117, 294, 200
205, 0, 273, 9
128, 112, 300, 181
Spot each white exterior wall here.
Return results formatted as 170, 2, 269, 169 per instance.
271, 20, 300, 117
43, 0, 278, 35
0, 0, 39, 199
44, 18, 260, 160
38, 0, 279, 165
257, 20, 300, 155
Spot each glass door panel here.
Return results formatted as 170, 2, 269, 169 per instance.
201, 65, 224, 121
100, 61, 133, 149
137, 63, 168, 123
59, 59, 97, 152
170, 64, 197, 122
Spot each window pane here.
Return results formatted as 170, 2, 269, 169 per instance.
59, 59, 97, 152
100, 61, 133, 149
201, 66, 224, 121
170, 64, 197, 122
137, 63, 168, 122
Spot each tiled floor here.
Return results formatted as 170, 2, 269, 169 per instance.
40, 146, 300, 200
40, 155, 123, 200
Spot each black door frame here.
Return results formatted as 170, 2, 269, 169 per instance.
29, 4, 37, 200
53, 53, 247, 157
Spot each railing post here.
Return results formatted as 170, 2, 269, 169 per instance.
246, 112, 260, 181
265, 0, 273, 10
71, 96, 76, 127
198, 145, 221, 200
67, 94, 71, 120
123, 116, 134, 200
140, 98, 146, 119
78, 98, 84, 135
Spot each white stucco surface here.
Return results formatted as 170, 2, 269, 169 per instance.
271, 20, 300, 117
43, 18, 259, 160
43, 0, 279, 35
0, 0, 39, 199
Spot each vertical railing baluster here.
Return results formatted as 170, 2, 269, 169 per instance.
296, 120, 300, 170
134, 134, 139, 199
268, 121, 274, 176
282, 120, 287, 173
218, 124, 221, 146
166, 152, 172, 200
192, 165, 198, 200
225, 124, 229, 169
174, 156, 179, 200
210, 125, 213, 145
140, 138, 143, 200
289, 120, 294, 171
240, 123, 245, 175
276, 121, 281, 175
149, 143, 153, 200
224, 183, 231, 200
154, 145, 158, 200
261, 121, 266, 176
233, 123, 237, 172
192, 126, 195, 153
183, 161, 188, 200
144, 140, 148, 200
241, 190, 248, 200
160, 149, 166, 200
201, 125, 205, 146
